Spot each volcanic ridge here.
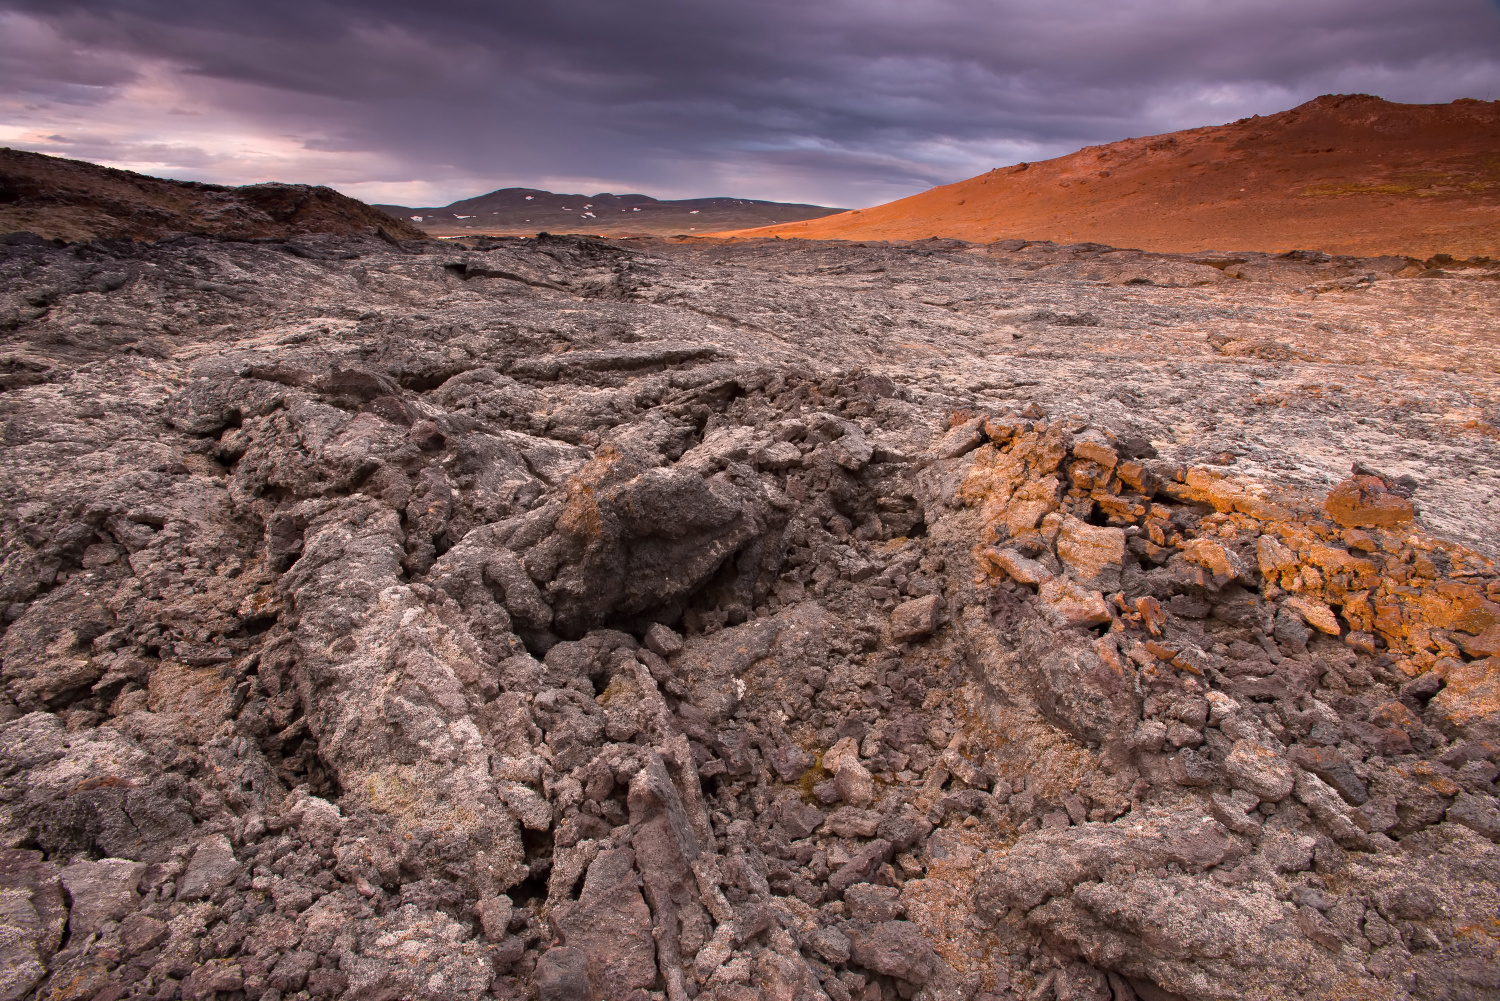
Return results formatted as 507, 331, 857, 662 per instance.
0, 148, 427, 246
727, 95, 1500, 259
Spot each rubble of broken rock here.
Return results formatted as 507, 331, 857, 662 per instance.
0, 230, 1497, 1001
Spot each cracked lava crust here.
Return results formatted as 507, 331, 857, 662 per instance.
0, 230, 1497, 1001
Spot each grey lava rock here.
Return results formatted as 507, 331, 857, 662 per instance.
0, 230, 1495, 1001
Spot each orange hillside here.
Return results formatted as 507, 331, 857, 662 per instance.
720, 95, 1500, 257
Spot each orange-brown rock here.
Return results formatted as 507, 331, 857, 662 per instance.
1282, 596, 1341, 636
1255, 535, 1299, 587
1457, 626, 1500, 659
1038, 578, 1111, 628
1176, 469, 1291, 523
958, 416, 1498, 714
1179, 539, 1248, 587
1056, 516, 1125, 589
1324, 474, 1415, 529
1432, 657, 1500, 734
981, 548, 1053, 586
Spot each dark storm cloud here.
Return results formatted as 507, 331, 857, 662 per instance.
3, 0, 1499, 206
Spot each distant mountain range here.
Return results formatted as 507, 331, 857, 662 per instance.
731, 95, 1500, 258
374, 188, 843, 238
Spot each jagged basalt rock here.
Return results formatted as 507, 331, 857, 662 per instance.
0, 230, 1496, 1000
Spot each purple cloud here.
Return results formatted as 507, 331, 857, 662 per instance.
2, 0, 1497, 206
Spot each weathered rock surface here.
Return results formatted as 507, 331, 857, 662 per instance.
0, 229, 1496, 1000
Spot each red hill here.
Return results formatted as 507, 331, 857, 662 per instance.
723, 95, 1500, 257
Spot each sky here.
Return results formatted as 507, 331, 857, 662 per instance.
3, 1, 1499, 210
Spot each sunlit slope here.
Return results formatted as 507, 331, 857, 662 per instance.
720, 95, 1500, 258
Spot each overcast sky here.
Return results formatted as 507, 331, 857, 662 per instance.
3, 0, 1499, 208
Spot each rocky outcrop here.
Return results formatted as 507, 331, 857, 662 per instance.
0, 229, 1496, 1001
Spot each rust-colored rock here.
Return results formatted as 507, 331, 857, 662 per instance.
1457, 626, 1500, 659
1056, 516, 1125, 589
1324, 474, 1415, 529
982, 548, 1053, 586
1179, 538, 1248, 586
1282, 596, 1341, 636
1431, 657, 1500, 735
1038, 578, 1111, 628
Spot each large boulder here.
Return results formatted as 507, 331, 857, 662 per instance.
1017, 618, 1140, 748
